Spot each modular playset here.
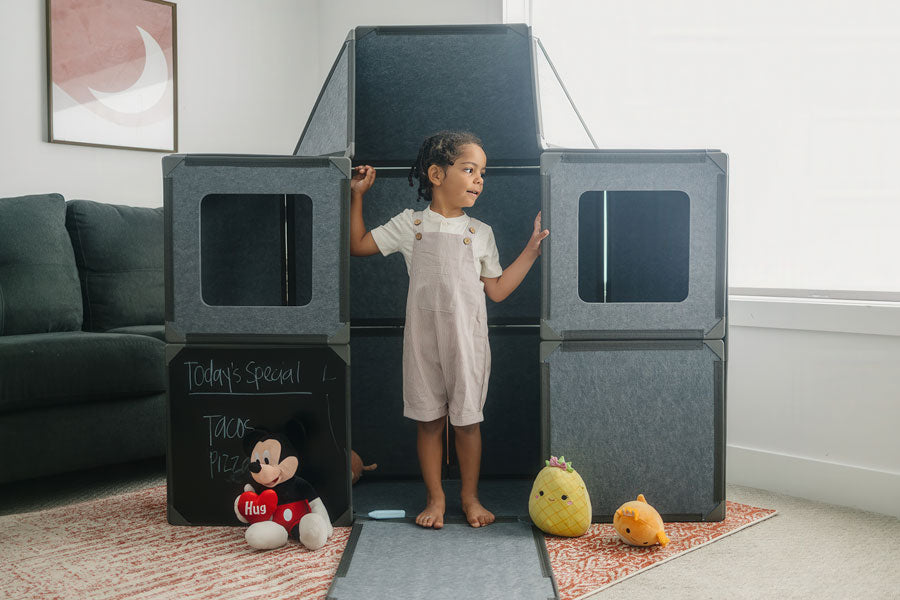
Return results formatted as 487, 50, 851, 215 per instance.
163, 24, 727, 599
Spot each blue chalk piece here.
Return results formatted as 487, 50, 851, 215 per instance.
367, 509, 406, 519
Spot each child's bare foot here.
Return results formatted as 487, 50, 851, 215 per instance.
416, 493, 445, 529
462, 497, 495, 528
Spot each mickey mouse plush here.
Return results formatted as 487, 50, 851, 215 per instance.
233, 426, 333, 550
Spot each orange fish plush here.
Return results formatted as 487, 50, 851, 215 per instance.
613, 494, 669, 547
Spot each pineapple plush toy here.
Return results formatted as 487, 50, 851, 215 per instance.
529, 456, 592, 537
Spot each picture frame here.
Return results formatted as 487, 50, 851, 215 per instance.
46, 0, 178, 152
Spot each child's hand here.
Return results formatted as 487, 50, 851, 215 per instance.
351, 165, 376, 196
527, 211, 550, 255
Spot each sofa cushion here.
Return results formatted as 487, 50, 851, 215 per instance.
0, 331, 165, 413
65, 200, 164, 332
105, 325, 165, 341
0, 194, 83, 335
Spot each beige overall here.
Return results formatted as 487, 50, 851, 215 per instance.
402, 211, 491, 426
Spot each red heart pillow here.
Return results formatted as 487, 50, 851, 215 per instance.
237, 489, 278, 523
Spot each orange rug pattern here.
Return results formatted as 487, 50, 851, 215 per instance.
546, 501, 777, 599
0, 486, 775, 599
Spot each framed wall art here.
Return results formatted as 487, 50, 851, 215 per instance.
46, 0, 177, 152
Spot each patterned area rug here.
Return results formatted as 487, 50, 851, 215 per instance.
0, 486, 775, 599
546, 502, 777, 599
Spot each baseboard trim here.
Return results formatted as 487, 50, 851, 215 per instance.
728, 295, 900, 337
726, 444, 900, 518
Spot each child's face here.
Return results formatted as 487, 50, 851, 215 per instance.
431, 143, 486, 210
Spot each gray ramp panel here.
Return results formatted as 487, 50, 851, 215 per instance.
163, 154, 350, 343
294, 39, 352, 157
351, 168, 541, 324
541, 150, 728, 340
327, 519, 557, 600
353, 24, 540, 166
541, 340, 726, 521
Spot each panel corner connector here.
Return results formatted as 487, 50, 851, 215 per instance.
330, 157, 353, 178
539, 339, 562, 362
162, 154, 185, 177
707, 151, 728, 175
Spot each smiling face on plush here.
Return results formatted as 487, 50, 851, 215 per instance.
528, 456, 592, 537
613, 494, 669, 547
248, 436, 299, 488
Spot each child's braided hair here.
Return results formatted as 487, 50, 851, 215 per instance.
408, 131, 483, 202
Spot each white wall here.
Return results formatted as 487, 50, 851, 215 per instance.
0, 1, 501, 207
728, 298, 900, 517
521, 1, 900, 516
0, 0, 321, 207
528, 0, 900, 294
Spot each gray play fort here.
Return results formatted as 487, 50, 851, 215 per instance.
163, 24, 728, 598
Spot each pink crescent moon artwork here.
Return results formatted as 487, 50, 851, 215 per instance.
49, 0, 176, 151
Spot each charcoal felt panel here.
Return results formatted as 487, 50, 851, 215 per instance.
199, 194, 313, 307
577, 193, 604, 303
577, 191, 690, 303
164, 155, 349, 343
327, 520, 557, 600
295, 40, 351, 157
351, 168, 541, 325
287, 195, 314, 306
200, 194, 286, 307
65, 200, 164, 331
349, 327, 418, 478
350, 326, 541, 478
0, 194, 82, 335
466, 326, 540, 478
606, 191, 691, 302
541, 150, 728, 340
541, 340, 725, 521
353, 25, 540, 166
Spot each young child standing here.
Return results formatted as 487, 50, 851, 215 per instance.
349, 131, 548, 529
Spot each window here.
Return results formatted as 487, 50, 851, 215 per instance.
200, 194, 312, 307
578, 190, 690, 303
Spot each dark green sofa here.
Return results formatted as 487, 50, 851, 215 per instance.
0, 193, 166, 483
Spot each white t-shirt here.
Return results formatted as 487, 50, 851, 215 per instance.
370, 205, 503, 279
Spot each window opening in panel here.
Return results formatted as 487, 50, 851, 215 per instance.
578, 190, 690, 303
200, 193, 312, 307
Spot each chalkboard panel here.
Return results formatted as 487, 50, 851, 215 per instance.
166, 344, 350, 527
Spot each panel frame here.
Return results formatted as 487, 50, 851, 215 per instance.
540, 339, 726, 522
163, 154, 350, 344
293, 31, 356, 158
165, 342, 352, 527
541, 149, 729, 340
349, 23, 542, 167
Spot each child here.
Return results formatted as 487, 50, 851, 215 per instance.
349, 131, 548, 529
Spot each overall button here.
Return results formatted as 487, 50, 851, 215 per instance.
468, 226, 475, 233
414, 219, 422, 225
463, 237, 471, 245
415, 232, 423, 240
